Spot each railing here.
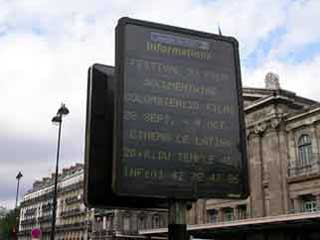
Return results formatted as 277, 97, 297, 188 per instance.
20, 218, 36, 225
289, 206, 320, 214
91, 230, 117, 240
206, 207, 320, 225
288, 158, 320, 177
56, 222, 87, 231
91, 230, 116, 236
65, 195, 81, 205
20, 192, 54, 206
58, 181, 84, 194
20, 182, 84, 207
38, 215, 52, 222
60, 208, 86, 218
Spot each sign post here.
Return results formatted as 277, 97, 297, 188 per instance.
168, 200, 187, 240
31, 228, 41, 240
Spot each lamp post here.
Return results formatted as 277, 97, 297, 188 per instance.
50, 103, 69, 240
15, 171, 23, 210
14, 171, 23, 240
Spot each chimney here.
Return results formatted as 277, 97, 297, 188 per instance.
265, 72, 280, 90
75, 163, 84, 170
33, 180, 42, 189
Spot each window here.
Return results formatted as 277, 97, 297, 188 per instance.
301, 195, 317, 212
138, 215, 146, 230
223, 208, 234, 222
237, 205, 247, 220
208, 209, 218, 223
152, 215, 160, 228
298, 135, 313, 166
123, 215, 130, 232
106, 214, 113, 230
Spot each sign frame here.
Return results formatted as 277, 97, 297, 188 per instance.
84, 63, 168, 209
113, 17, 249, 200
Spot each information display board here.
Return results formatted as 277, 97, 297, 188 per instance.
84, 63, 167, 208
114, 18, 248, 200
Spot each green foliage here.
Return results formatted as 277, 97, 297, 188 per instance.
0, 209, 19, 240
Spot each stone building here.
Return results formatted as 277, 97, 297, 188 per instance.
188, 73, 320, 225
18, 164, 92, 240
91, 208, 167, 240
18, 163, 167, 240
0, 206, 9, 219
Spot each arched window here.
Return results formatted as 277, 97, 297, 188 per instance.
123, 215, 131, 232
301, 194, 317, 212
208, 209, 218, 223
298, 135, 313, 166
137, 215, 146, 230
223, 207, 234, 222
152, 214, 160, 228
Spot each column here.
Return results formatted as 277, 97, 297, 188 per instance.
264, 119, 287, 216
248, 126, 265, 217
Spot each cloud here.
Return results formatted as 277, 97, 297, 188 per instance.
244, 54, 320, 102
269, 0, 320, 59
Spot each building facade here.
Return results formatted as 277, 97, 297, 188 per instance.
182, 73, 320, 239
18, 164, 168, 240
91, 208, 167, 240
0, 206, 9, 219
18, 164, 92, 240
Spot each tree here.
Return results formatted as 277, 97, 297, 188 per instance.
0, 209, 20, 240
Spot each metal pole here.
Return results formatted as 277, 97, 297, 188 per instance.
50, 118, 62, 240
15, 175, 21, 210
15, 179, 19, 210
168, 200, 188, 240
14, 172, 22, 240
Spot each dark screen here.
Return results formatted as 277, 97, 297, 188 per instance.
84, 63, 167, 208
114, 18, 248, 199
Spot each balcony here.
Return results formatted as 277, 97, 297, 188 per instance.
38, 215, 52, 223
288, 158, 320, 178
60, 208, 86, 218
65, 195, 81, 205
20, 192, 54, 207
58, 181, 84, 194
91, 230, 116, 238
20, 218, 36, 225
56, 222, 90, 232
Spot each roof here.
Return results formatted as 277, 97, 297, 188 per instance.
242, 87, 318, 113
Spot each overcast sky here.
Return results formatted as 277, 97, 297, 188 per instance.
1, 0, 320, 209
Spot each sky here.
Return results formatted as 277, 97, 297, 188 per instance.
1, 0, 320, 209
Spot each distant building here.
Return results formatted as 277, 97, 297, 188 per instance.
0, 206, 9, 219
91, 208, 167, 240
18, 164, 167, 240
18, 164, 91, 240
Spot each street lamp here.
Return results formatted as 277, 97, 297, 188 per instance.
50, 103, 69, 240
15, 171, 23, 210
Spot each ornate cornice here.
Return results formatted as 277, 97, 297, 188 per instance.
247, 117, 284, 138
